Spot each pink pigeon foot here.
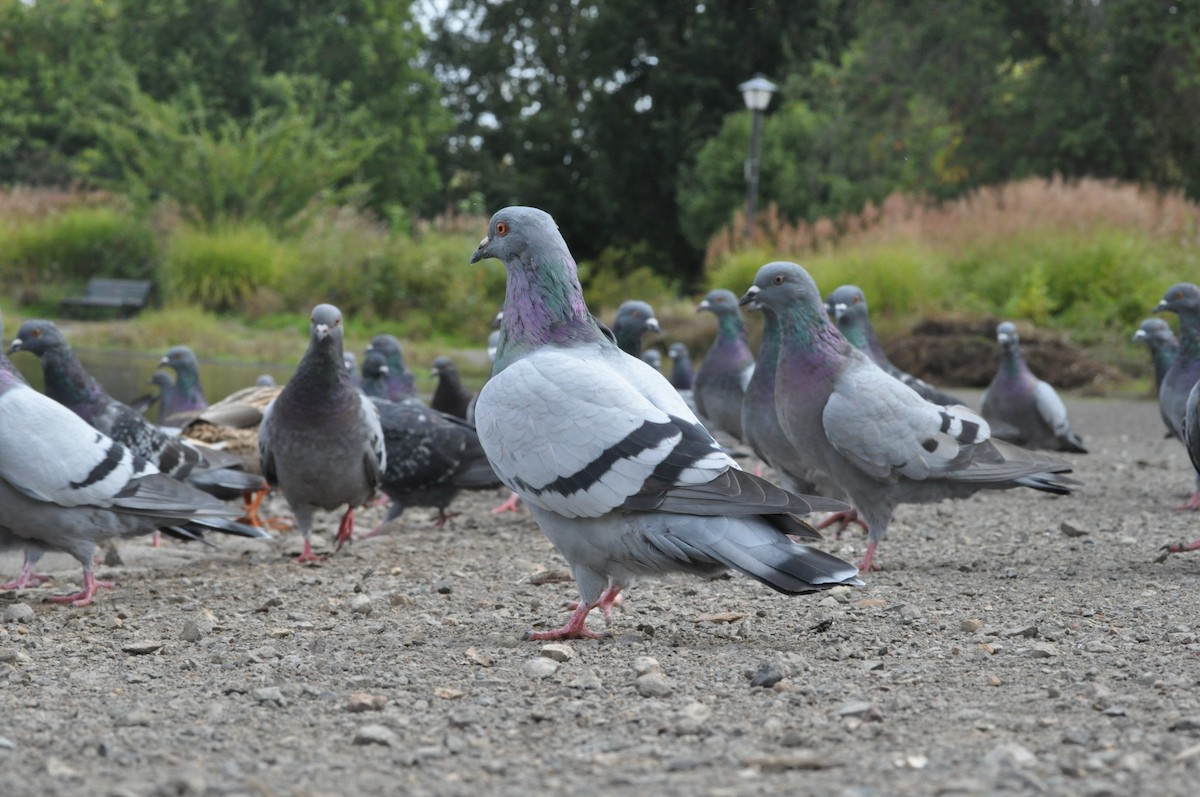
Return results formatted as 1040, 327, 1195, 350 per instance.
1157, 537, 1200, 562
1178, 491, 1200, 511
47, 571, 114, 607
815, 509, 868, 538
567, 585, 624, 622
294, 538, 324, 564
491, 492, 522, 514
524, 599, 604, 641
0, 559, 52, 590
433, 509, 460, 528
151, 530, 162, 548
333, 507, 356, 551
857, 540, 880, 572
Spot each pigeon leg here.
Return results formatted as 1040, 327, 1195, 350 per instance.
491, 491, 522, 514
858, 540, 880, 573
567, 585, 624, 622
1158, 537, 1200, 560
1177, 491, 1200, 511
814, 509, 868, 538
433, 509, 460, 528
48, 571, 114, 607
151, 530, 161, 548
0, 555, 52, 590
334, 507, 356, 550
294, 537, 324, 564
524, 600, 604, 641
240, 487, 291, 530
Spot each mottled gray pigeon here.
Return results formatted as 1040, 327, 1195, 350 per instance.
431, 356, 474, 420
259, 304, 386, 562
612, 300, 660, 357
824, 285, 963, 406
8, 321, 266, 507
362, 333, 417, 401
363, 400, 501, 535
0, 367, 268, 605
981, 322, 1087, 453
667, 342, 694, 391
469, 206, 859, 640
694, 289, 755, 441
1133, 318, 1180, 439
157, 345, 208, 425
745, 262, 1078, 571
1153, 283, 1200, 509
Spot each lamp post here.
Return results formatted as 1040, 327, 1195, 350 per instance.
738, 75, 777, 243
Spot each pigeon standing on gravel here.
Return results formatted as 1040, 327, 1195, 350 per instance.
157, 345, 208, 426
667, 342, 694, 391
469, 207, 860, 640
8, 321, 267, 506
259, 304, 386, 562
824, 285, 963, 407
0, 367, 269, 605
362, 333, 417, 401
430, 356, 474, 420
745, 262, 1079, 571
1133, 318, 1180, 438
981, 322, 1087, 453
612, 300, 660, 358
694, 289, 755, 441
362, 401, 501, 535
1153, 283, 1200, 509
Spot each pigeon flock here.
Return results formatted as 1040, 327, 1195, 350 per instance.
3, 204, 1199, 638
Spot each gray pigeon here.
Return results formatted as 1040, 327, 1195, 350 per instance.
641, 349, 662, 371
0, 311, 46, 591
430, 356, 474, 420
1153, 283, 1200, 509
981, 322, 1087, 453
129, 370, 173, 419
667, 342, 694, 391
259, 304, 386, 562
1161, 380, 1200, 558
362, 333, 417, 401
694, 289, 755, 441
469, 206, 860, 640
364, 400, 501, 535
745, 262, 1078, 571
8, 321, 267, 508
824, 285, 964, 406
0, 367, 268, 605
157, 345, 208, 426
612, 300, 660, 357
343, 352, 362, 389
1133, 318, 1179, 438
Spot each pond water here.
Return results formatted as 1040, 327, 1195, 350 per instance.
8, 347, 296, 408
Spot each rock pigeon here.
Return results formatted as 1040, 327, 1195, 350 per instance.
1161, 380, 1200, 558
129, 370, 173, 419
612, 300, 660, 357
256, 373, 278, 387
0, 309, 26, 386
469, 206, 860, 640
157, 345, 208, 426
1133, 318, 1179, 437
981, 322, 1087, 453
8, 321, 267, 507
1153, 283, 1200, 509
343, 352, 362, 389
641, 349, 662, 371
258, 304, 386, 562
744, 261, 1079, 571
0, 367, 268, 605
667, 342, 694, 391
824, 284, 964, 406
694, 289, 755, 441
431, 356, 474, 420
363, 400, 501, 534
362, 333, 417, 401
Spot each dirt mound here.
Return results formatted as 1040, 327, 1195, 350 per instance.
886, 317, 1125, 391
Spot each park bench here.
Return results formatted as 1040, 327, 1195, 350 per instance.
61, 278, 153, 318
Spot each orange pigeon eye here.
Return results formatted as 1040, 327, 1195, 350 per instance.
496, 221, 509, 236
31, 328, 41, 338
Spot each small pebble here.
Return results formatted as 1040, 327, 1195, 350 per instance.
635, 672, 674, 697
122, 641, 164, 655
349, 594, 373, 615
539, 643, 573, 662
345, 693, 387, 712
671, 701, 711, 735
180, 621, 205, 642
434, 579, 454, 594
523, 657, 558, 679
631, 656, 660, 675
252, 687, 286, 707
354, 724, 399, 747
959, 618, 983, 633
3, 603, 34, 623
749, 662, 785, 689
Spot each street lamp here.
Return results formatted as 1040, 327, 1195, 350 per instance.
738, 75, 777, 243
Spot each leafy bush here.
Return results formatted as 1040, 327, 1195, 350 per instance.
0, 205, 158, 286
161, 224, 296, 313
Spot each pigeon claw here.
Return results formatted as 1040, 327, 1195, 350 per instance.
525, 599, 607, 640
491, 492, 522, 514
1157, 539, 1200, 562
293, 539, 324, 564
333, 508, 356, 551
47, 572, 113, 607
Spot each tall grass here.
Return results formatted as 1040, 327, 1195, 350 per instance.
0, 204, 158, 287
161, 224, 296, 312
707, 177, 1200, 338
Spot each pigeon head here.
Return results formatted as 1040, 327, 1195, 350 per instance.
824, 285, 868, 324
343, 351, 358, 373
641, 349, 662, 370
996, 321, 1019, 351
367, 333, 407, 369
432, 355, 458, 379
1155, 283, 1200, 316
697, 289, 741, 318
362, 349, 389, 380
310, 304, 345, 349
256, 373, 277, 387
742, 262, 825, 324
149, 370, 174, 389
614, 301, 660, 335
668, 342, 690, 362
1132, 318, 1175, 347
8, 319, 68, 358
470, 206, 565, 268
160, 345, 199, 373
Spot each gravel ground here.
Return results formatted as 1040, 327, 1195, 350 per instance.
3, 392, 1200, 797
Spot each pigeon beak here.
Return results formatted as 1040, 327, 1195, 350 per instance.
645, 318, 661, 334
737, 286, 759, 307
469, 236, 491, 264
697, 299, 710, 313
1132, 330, 1146, 343
315, 323, 330, 340
6, 338, 20, 354
380, 365, 390, 374
833, 302, 848, 322
1154, 299, 1169, 313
